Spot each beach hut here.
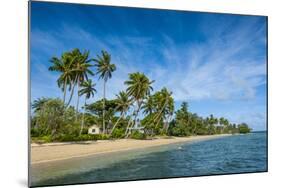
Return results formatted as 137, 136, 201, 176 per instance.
88, 125, 102, 135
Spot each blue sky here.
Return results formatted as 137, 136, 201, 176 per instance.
30, 2, 267, 131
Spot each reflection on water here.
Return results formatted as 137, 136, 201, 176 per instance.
31, 132, 267, 187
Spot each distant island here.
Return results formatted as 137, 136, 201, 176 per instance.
31, 48, 251, 144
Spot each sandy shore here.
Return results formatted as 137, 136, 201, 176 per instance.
31, 134, 230, 164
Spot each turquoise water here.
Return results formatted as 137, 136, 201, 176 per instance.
31, 132, 267, 187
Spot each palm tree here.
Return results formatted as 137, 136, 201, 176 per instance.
164, 93, 174, 133
72, 49, 94, 119
124, 72, 154, 136
79, 79, 96, 135
94, 50, 116, 134
142, 95, 155, 115
152, 88, 173, 130
32, 97, 51, 113
49, 53, 77, 104
110, 91, 132, 135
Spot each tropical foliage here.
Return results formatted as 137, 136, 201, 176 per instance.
31, 48, 251, 143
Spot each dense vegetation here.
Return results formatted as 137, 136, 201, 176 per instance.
31, 48, 251, 143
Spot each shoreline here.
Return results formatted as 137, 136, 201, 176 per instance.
31, 134, 232, 164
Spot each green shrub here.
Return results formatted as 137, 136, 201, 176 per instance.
238, 123, 251, 134
111, 128, 125, 138
31, 127, 40, 137
52, 133, 110, 142
130, 131, 146, 140
32, 135, 53, 143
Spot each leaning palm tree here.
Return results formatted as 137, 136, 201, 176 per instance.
94, 50, 116, 134
142, 95, 155, 115
164, 96, 174, 133
124, 72, 154, 136
110, 91, 132, 135
79, 79, 97, 135
150, 88, 173, 131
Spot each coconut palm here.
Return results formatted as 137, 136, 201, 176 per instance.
72, 49, 94, 118
94, 50, 116, 134
110, 91, 132, 135
152, 88, 173, 130
49, 53, 77, 104
164, 93, 174, 133
79, 79, 96, 135
124, 72, 154, 135
142, 95, 155, 115
32, 97, 51, 112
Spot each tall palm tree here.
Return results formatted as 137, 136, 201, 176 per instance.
94, 50, 116, 134
79, 79, 96, 135
72, 49, 94, 118
49, 53, 77, 104
124, 72, 154, 135
110, 91, 132, 135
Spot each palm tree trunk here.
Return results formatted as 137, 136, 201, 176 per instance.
125, 118, 132, 136
155, 114, 163, 130
125, 102, 138, 137
125, 105, 137, 137
75, 78, 81, 121
133, 100, 142, 127
102, 79, 106, 134
154, 98, 169, 129
63, 79, 67, 104
110, 112, 124, 135
165, 115, 172, 133
126, 101, 141, 138
80, 96, 87, 136
125, 111, 135, 136
66, 75, 78, 108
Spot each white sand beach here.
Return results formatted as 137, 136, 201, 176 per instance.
31, 134, 230, 164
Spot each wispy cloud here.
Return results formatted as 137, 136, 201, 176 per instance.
31, 18, 266, 102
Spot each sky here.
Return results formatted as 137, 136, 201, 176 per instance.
30, 1, 267, 131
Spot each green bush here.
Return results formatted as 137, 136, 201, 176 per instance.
52, 133, 110, 142
32, 135, 53, 143
31, 127, 40, 137
238, 123, 251, 134
111, 128, 125, 138
130, 131, 146, 140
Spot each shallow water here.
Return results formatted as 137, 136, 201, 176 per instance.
31, 132, 267, 187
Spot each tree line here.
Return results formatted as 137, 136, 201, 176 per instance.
31, 48, 251, 142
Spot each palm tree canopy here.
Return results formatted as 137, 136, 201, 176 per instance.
93, 50, 116, 82
32, 97, 51, 112
49, 49, 94, 92
142, 95, 155, 114
69, 49, 94, 83
79, 79, 97, 99
124, 72, 154, 102
49, 53, 76, 91
115, 91, 132, 114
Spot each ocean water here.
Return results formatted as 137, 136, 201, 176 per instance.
31, 132, 267, 187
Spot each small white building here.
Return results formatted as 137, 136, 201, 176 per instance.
88, 125, 102, 135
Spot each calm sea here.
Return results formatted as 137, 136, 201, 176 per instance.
31, 132, 267, 187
